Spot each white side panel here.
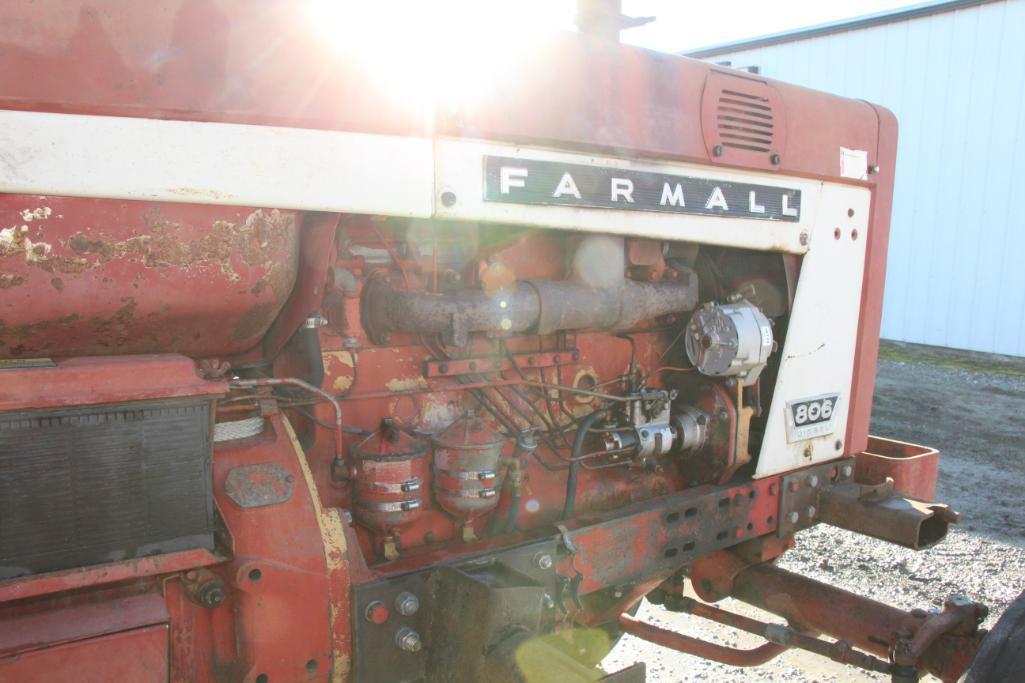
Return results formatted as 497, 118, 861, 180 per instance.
698, 0, 1025, 356
433, 139, 817, 254
755, 183, 871, 477
0, 110, 435, 217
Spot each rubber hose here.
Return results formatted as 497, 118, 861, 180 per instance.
301, 323, 325, 389
562, 410, 603, 520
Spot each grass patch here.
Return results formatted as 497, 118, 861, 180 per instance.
878, 340, 1025, 379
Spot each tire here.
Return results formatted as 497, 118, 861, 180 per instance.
966, 589, 1025, 683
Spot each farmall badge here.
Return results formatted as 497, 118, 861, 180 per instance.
483, 156, 801, 221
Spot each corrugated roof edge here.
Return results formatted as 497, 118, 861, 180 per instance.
681, 0, 1002, 58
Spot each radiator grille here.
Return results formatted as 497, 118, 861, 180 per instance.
717, 88, 775, 153
0, 399, 214, 580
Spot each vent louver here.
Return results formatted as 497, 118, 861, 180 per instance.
717, 89, 774, 153
701, 72, 787, 170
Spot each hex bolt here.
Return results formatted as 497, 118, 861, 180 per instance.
768, 483, 779, 496
196, 578, 226, 609
788, 481, 800, 493
806, 506, 817, 518
534, 552, 554, 570
395, 592, 420, 617
788, 511, 800, 524
395, 626, 423, 653
438, 363, 448, 374
542, 593, 555, 609
440, 191, 457, 207
841, 465, 853, 479
770, 152, 781, 165
799, 232, 809, 246
712, 144, 724, 157
807, 475, 819, 488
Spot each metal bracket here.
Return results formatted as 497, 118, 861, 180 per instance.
423, 349, 578, 378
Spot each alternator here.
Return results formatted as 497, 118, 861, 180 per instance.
684, 299, 773, 386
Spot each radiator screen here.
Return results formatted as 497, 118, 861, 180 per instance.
0, 399, 214, 580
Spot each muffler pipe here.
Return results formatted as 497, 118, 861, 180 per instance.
361, 235, 698, 345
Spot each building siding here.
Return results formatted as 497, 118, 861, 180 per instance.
695, 0, 1025, 355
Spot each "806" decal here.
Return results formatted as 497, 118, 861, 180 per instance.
784, 393, 841, 443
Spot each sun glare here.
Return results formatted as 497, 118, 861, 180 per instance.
308, 1, 576, 110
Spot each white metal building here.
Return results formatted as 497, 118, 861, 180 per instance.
685, 0, 1025, 356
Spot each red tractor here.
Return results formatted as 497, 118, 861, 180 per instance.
0, 2, 1017, 681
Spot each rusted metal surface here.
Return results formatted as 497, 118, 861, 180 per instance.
249, 213, 338, 363
0, 592, 170, 681
0, 547, 221, 604
618, 612, 788, 666
0, 196, 299, 358
730, 562, 987, 682
0, 354, 225, 412
561, 476, 781, 595
775, 459, 857, 538
0, 592, 168, 656
224, 463, 295, 509
207, 414, 350, 683
0, 624, 170, 682
819, 479, 958, 550
855, 435, 940, 500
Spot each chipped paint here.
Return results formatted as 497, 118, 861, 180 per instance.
0, 224, 55, 265
280, 419, 350, 683
324, 351, 356, 392
385, 376, 429, 392
20, 207, 52, 222
0, 274, 25, 288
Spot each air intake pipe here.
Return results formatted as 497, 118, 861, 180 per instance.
361, 236, 699, 345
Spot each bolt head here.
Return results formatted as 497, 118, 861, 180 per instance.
395, 592, 420, 616
806, 506, 817, 518
841, 465, 853, 479
788, 511, 800, 524
788, 481, 800, 492
808, 475, 819, 488
768, 483, 779, 496
197, 579, 226, 609
440, 190, 457, 207
396, 627, 423, 652
534, 552, 554, 570
799, 232, 809, 246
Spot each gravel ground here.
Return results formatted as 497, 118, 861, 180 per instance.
603, 341, 1025, 681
